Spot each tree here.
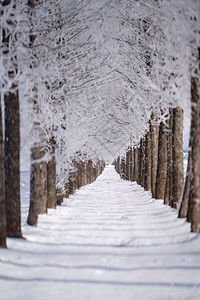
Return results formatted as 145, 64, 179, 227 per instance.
171, 107, 184, 208
155, 121, 167, 200
150, 114, 159, 198
2, 0, 22, 238
27, 0, 48, 225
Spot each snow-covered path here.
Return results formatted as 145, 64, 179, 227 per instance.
0, 165, 200, 300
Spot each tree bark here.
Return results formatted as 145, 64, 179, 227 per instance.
137, 145, 142, 185
120, 156, 126, 180
140, 138, 145, 187
2, 0, 22, 238
27, 125, 47, 226
190, 73, 200, 232
4, 90, 22, 238
116, 156, 120, 174
150, 114, 159, 198
155, 122, 167, 199
47, 137, 57, 209
171, 107, 184, 209
144, 131, 151, 191
65, 183, 69, 198
130, 148, 134, 181
82, 162, 87, 186
125, 148, 131, 181
56, 187, 63, 205
27, 0, 48, 226
134, 147, 138, 182
0, 99, 7, 247
164, 109, 173, 205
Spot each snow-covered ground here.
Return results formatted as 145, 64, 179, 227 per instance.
0, 165, 200, 300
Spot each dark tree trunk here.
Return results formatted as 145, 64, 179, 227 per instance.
171, 107, 184, 209
87, 160, 92, 184
69, 165, 76, 194
82, 162, 87, 186
27, 125, 47, 226
137, 145, 142, 185
155, 122, 167, 199
144, 131, 151, 191
140, 138, 145, 187
47, 137, 57, 209
65, 182, 69, 198
120, 157, 126, 179
164, 109, 173, 205
150, 114, 159, 198
4, 90, 22, 238
116, 156, 120, 174
130, 148, 134, 181
125, 148, 131, 181
0, 100, 7, 248
56, 187, 63, 205
68, 175, 74, 195
134, 147, 138, 182
2, 0, 22, 238
190, 72, 200, 232
77, 160, 83, 189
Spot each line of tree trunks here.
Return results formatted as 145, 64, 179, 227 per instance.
114, 106, 188, 228
68, 159, 105, 197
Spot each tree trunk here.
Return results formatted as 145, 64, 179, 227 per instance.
140, 138, 145, 187
130, 148, 134, 181
125, 148, 131, 181
190, 73, 200, 232
134, 148, 138, 182
27, 125, 47, 226
150, 114, 159, 198
82, 162, 87, 186
65, 183, 69, 198
137, 145, 142, 185
69, 164, 77, 194
116, 156, 120, 174
2, 0, 22, 238
56, 187, 63, 205
155, 122, 167, 199
4, 90, 22, 238
144, 131, 151, 191
0, 99, 7, 248
47, 137, 57, 209
171, 107, 184, 209
120, 157, 125, 179
77, 160, 83, 189
179, 147, 192, 218
164, 109, 173, 205
27, 0, 48, 226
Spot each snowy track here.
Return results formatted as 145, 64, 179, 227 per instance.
0, 165, 200, 300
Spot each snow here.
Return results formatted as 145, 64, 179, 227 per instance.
0, 165, 200, 300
